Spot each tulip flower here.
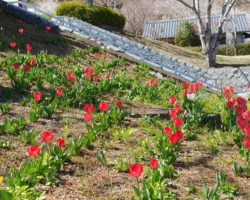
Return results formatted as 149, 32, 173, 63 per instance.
13, 63, 20, 69
163, 126, 172, 135
173, 118, 183, 127
116, 100, 123, 108
26, 43, 32, 51
84, 104, 94, 113
56, 88, 63, 96
40, 131, 54, 143
57, 138, 65, 147
84, 112, 92, 122
45, 25, 51, 31
168, 96, 177, 104
66, 72, 75, 83
24, 64, 31, 71
33, 91, 42, 102
147, 79, 158, 87
18, 28, 24, 34
98, 102, 108, 111
129, 163, 143, 178
93, 76, 99, 82
149, 159, 158, 169
243, 138, 250, 149
28, 146, 41, 157
9, 42, 17, 48
30, 59, 37, 66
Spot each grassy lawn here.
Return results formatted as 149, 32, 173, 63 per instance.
0, 11, 250, 200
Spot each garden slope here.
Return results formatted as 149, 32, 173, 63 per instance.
0, 10, 250, 200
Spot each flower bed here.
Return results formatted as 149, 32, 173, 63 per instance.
0, 21, 249, 200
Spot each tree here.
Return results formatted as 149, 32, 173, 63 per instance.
176, 0, 237, 67
174, 21, 200, 47
85, 0, 93, 6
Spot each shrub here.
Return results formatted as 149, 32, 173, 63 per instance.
55, 1, 126, 29
216, 43, 250, 56
188, 43, 250, 56
174, 21, 200, 47
235, 43, 250, 55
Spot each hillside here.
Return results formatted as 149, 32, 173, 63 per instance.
0, 9, 250, 200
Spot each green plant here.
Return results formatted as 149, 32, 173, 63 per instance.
132, 164, 176, 200
0, 140, 11, 149
19, 129, 40, 145
0, 117, 26, 135
0, 103, 9, 114
174, 21, 200, 47
203, 171, 237, 200
113, 157, 129, 172
55, 1, 125, 29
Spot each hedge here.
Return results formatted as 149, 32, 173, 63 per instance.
188, 43, 250, 56
55, 1, 126, 30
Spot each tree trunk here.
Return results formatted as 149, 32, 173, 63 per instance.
85, 0, 93, 6
206, 49, 217, 68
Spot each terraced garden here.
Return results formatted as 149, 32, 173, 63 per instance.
0, 12, 250, 200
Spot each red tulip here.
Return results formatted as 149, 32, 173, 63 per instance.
149, 159, 158, 168
169, 109, 177, 118
174, 104, 181, 112
244, 125, 250, 136
129, 163, 143, 178
45, 25, 51, 31
169, 133, 180, 144
56, 88, 63, 96
57, 138, 65, 147
13, 63, 20, 69
163, 126, 172, 135
243, 138, 250, 149
9, 42, 17, 48
66, 71, 75, 83
33, 91, 42, 102
26, 43, 32, 51
28, 145, 41, 157
84, 67, 94, 74
175, 130, 184, 139
236, 96, 247, 106
116, 100, 123, 108
182, 82, 190, 89
84, 112, 92, 122
168, 96, 177, 104
18, 28, 24, 34
84, 104, 94, 113
237, 119, 248, 130
105, 73, 111, 79
40, 131, 54, 143
30, 59, 37, 65
93, 76, 99, 82
227, 99, 236, 109
85, 73, 91, 79
24, 64, 30, 71
93, 52, 100, 57
173, 118, 183, 127
147, 79, 158, 87
98, 102, 108, 111
103, 54, 109, 59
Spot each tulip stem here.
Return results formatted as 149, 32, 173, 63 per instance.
136, 177, 139, 189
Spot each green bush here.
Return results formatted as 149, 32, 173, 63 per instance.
217, 45, 235, 56
174, 21, 200, 47
188, 43, 250, 56
55, 1, 126, 29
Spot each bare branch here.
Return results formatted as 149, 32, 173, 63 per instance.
176, 0, 195, 11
